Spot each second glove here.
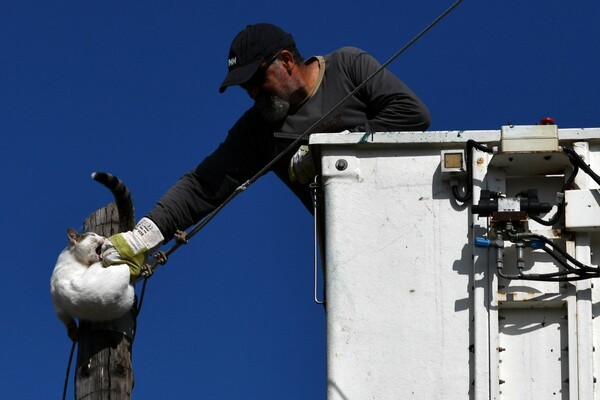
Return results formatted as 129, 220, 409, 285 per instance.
288, 145, 315, 185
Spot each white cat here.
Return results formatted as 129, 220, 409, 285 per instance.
50, 228, 135, 341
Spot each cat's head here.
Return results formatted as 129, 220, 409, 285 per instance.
66, 228, 105, 266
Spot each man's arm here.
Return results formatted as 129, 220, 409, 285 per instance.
147, 108, 272, 242
101, 109, 272, 274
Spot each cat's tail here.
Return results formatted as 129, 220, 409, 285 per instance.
91, 172, 135, 232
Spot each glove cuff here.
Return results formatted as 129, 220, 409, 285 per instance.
133, 217, 164, 252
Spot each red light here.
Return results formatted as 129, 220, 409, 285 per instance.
540, 117, 555, 125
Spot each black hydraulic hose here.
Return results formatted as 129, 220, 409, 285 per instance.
525, 233, 600, 272
514, 233, 585, 270
530, 161, 578, 226
495, 245, 599, 281
563, 146, 600, 187
516, 271, 598, 282
495, 231, 600, 281
452, 139, 494, 203
561, 160, 580, 192
530, 208, 563, 226
498, 270, 596, 281
509, 233, 600, 274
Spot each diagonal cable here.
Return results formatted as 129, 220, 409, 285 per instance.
148, 0, 465, 271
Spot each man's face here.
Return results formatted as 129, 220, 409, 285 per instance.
242, 53, 304, 122
253, 62, 294, 122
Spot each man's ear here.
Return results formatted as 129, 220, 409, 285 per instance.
278, 50, 295, 72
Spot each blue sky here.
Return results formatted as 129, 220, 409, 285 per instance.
1, 1, 599, 399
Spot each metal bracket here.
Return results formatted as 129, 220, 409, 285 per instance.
174, 230, 188, 245
139, 263, 154, 279
154, 251, 168, 265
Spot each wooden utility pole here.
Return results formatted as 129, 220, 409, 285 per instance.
75, 202, 136, 399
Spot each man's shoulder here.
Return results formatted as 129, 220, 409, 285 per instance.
324, 46, 372, 66
327, 46, 368, 57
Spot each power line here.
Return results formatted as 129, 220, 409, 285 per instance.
146, 0, 465, 274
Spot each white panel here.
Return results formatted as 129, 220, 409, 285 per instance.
565, 190, 600, 231
498, 307, 568, 399
321, 147, 472, 399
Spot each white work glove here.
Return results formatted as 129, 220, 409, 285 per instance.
101, 217, 164, 277
288, 145, 315, 184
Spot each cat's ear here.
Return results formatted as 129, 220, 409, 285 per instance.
66, 228, 81, 245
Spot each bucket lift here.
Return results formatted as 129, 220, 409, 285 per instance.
310, 122, 600, 399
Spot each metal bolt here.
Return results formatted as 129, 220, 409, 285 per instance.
335, 159, 348, 171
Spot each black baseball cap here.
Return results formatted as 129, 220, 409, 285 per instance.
219, 23, 295, 93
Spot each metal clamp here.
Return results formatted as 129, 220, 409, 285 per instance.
174, 230, 188, 245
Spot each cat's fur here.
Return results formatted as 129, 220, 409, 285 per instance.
50, 228, 135, 341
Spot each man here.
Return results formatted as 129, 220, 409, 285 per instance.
101, 23, 430, 273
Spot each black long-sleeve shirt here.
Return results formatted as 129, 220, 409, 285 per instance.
147, 47, 430, 241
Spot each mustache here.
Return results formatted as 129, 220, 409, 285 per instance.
256, 93, 290, 122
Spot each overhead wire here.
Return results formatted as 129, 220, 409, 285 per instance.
61, 3, 466, 396
140, 0, 466, 279
62, 340, 77, 400
134, 0, 466, 317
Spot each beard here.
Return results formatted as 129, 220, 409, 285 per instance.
256, 93, 291, 122
254, 62, 301, 122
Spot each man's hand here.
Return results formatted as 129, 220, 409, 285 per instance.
288, 145, 314, 184
101, 217, 164, 277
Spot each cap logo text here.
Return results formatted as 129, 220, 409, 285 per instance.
228, 57, 237, 67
